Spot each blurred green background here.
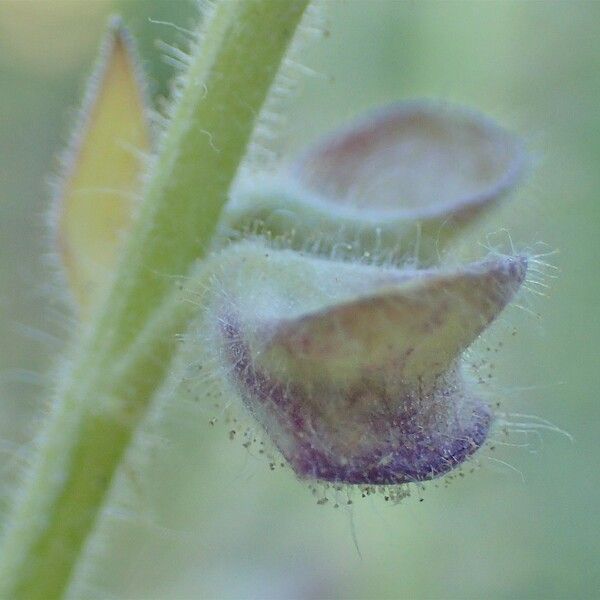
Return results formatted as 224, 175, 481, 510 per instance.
1, 1, 599, 598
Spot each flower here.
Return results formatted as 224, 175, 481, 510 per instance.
196, 101, 528, 487
199, 240, 526, 485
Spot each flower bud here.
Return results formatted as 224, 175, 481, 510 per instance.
222, 102, 526, 263
202, 241, 526, 485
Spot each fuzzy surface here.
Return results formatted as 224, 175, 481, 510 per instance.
222, 318, 492, 485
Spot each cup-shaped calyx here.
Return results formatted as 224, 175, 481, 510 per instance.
222, 102, 526, 262
205, 241, 526, 485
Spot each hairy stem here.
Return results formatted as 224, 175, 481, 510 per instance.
0, 1, 309, 598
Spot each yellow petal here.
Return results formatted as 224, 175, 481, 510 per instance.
53, 18, 151, 316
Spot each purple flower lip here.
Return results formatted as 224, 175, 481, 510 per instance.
215, 249, 526, 486
223, 316, 492, 484
291, 405, 493, 485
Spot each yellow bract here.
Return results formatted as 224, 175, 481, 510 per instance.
56, 22, 150, 316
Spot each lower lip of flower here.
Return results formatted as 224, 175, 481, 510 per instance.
221, 317, 492, 486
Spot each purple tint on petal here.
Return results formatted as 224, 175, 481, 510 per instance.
292, 404, 491, 484
221, 318, 492, 485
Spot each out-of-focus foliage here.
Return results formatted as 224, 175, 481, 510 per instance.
0, 1, 598, 598
54, 22, 152, 315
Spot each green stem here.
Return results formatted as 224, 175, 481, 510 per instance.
0, 1, 308, 598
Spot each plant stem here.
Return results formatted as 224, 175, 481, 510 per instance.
0, 1, 309, 598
